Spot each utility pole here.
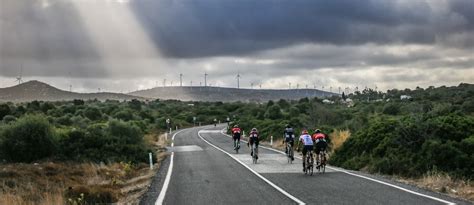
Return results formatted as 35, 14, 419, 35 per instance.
180, 73, 183, 87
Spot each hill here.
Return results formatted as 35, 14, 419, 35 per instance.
0, 81, 144, 102
129, 86, 335, 102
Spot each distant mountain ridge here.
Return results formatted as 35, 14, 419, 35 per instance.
0, 81, 144, 102
129, 86, 336, 102
0, 81, 336, 102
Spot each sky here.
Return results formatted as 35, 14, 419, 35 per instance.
0, 0, 473, 93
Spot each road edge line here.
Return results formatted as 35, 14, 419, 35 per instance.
155, 129, 186, 205
198, 130, 305, 205
219, 129, 455, 205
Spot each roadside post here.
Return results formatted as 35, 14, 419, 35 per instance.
149, 152, 153, 170
271, 136, 273, 147
193, 116, 197, 126
166, 118, 171, 133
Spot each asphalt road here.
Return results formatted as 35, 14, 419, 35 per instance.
143, 125, 471, 205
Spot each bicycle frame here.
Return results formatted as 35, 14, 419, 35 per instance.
252, 143, 258, 164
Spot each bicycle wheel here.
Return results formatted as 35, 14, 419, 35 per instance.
322, 152, 326, 173
252, 146, 258, 164
289, 147, 293, 164
310, 153, 314, 176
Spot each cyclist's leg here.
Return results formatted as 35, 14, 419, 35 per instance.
302, 146, 308, 170
249, 138, 254, 156
255, 139, 259, 158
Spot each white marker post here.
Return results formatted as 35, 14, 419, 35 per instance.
270, 136, 273, 147
149, 152, 153, 170
176, 126, 178, 131
169, 128, 172, 134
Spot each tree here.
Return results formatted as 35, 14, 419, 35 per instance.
265, 105, 283, 120
128, 99, 142, 111
0, 115, 57, 162
0, 104, 11, 119
382, 103, 400, 115
83, 107, 102, 121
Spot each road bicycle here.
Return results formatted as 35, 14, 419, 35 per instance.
251, 143, 258, 164
316, 149, 327, 173
286, 142, 294, 164
233, 138, 240, 154
304, 150, 314, 175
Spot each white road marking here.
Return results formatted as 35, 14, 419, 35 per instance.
220, 129, 456, 205
198, 130, 306, 205
168, 145, 203, 152
155, 129, 187, 205
328, 166, 456, 205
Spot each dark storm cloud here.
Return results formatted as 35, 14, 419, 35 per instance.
0, 0, 105, 77
130, 0, 474, 58
0, 0, 473, 90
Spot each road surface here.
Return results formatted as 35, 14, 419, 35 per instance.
140, 125, 470, 205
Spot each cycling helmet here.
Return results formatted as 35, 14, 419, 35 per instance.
285, 124, 291, 128
234, 124, 239, 128
251, 128, 257, 132
302, 130, 308, 134
315, 129, 321, 133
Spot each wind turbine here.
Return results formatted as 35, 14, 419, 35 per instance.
180, 73, 183, 87
204, 73, 208, 87
15, 65, 23, 85
236, 72, 241, 89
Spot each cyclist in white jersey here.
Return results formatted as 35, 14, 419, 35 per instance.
298, 129, 314, 171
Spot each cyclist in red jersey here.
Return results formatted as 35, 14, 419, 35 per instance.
312, 129, 328, 163
231, 125, 242, 150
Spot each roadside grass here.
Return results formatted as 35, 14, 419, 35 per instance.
0, 132, 169, 205
396, 172, 473, 202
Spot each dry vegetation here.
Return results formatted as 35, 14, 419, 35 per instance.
328, 129, 351, 154
0, 132, 169, 205
396, 172, 473, 202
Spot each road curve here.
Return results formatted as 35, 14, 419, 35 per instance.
143, 125, 471, 205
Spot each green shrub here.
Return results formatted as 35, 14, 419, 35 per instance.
83, 107, 102, 121
0, 104, 11, 119
0, 115, 57, 162
2, 115, 16, 124
382, 103, 400, 115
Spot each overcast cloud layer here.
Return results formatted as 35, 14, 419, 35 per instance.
0, 0, 473, 92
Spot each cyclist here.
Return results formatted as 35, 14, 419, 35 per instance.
248, 128, 259, 158
283, 124, 295, 161
297, 129, 314, 172
312, 129, 328, 165
231, 125, 242, 150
